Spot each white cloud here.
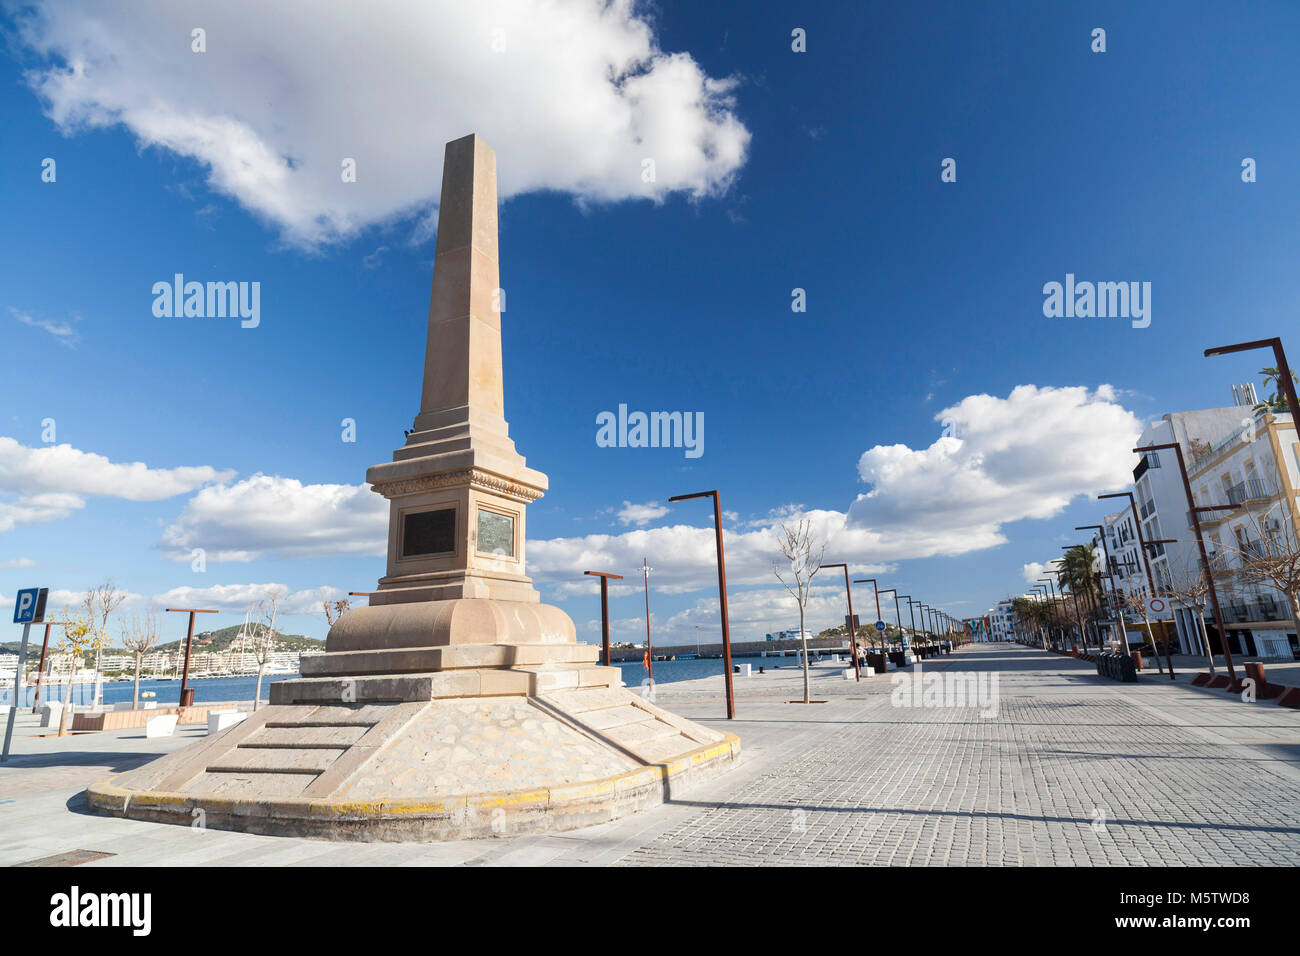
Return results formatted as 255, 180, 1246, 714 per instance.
616, 500, 669, 526
160, 475, 386, 562
9, 307, 80, 347
848, 384, 1142, 554
16, 0, 750, 247
148, 583, 345, 617
1021, 561, 1055, 585
0, 558, 37, 569
530, 509, 891, 599
0, 437, 232, 533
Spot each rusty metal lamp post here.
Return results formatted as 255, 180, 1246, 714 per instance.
900, 596, 918, 646
163, 607, 219, 707
1134, 442, 1239, 681
823, 564, 863, 680
30, 620, 61, 713
866, 585, 904, 660
668, 489, 736, 717
583, 571, 623, 668
1205, 337, 1300, 425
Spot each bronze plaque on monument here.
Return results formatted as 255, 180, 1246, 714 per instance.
477, 509, 515, 557
402, 508, 456, 557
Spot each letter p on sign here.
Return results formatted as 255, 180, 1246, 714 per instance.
13, 587, 48, 624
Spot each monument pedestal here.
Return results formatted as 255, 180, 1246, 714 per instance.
85, 133, 738, 841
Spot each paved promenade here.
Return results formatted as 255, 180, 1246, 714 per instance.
2, 644, 1298, 866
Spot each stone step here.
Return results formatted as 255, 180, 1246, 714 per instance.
252, 725, 370, 748
272, 666, 619, 704
543, 686, 630, 714
208, 747, 345, 774
300, 642, 599, 677
516, 666, 621, 693
631, 732, 706, 765
599, 718, 679, 748
576, 704, 649, 732
181, 771, 316, 798
265, 703, 394, 726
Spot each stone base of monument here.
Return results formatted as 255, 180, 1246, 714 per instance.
85, 601, 739, 841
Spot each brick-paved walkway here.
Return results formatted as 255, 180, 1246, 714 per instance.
2, 644, 1297, 866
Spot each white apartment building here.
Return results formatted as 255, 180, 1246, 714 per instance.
1186, 410, 1299, 660
988, 601, 1017, 641
1128, 392, 1291, 657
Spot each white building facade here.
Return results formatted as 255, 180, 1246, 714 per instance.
1186, 410, 1299, 660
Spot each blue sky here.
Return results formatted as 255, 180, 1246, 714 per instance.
2, 0, 1298, 645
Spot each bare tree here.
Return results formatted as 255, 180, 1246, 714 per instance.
1222, 510, 1300, 644
55, 608, 98, 737
772, 519, 826, 704
1165, 553, 1219, 673
1118, 589, 1164, 674
248, 590, 284, 711
322, 593, 351, 627
83, 579, 125, 709
120, 607, 161, 709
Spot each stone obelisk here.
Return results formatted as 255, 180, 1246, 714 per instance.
85, 135, 738, 841
367, 133, 545, 608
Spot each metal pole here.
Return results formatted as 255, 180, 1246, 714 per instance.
164, 608, 218, 707
824, 565, 862, 680
584, 571, 623, 667
668, 490, 739, 715
1076, 525, 1128, 656
855, 577, 885, 673
603, 574, 613, 665
1098, 491, 1172, 673
711, 493, 735, 718
871, 587, 906, 659
1134, 443, 1237, 680
1, 622, 32, 762
31, 622, 54, 712
1205, 338, 1300, 434
641, 558, 653, 682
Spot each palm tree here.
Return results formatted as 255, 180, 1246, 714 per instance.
1252, 366, 1299, 417
1059, 545, 1103, 649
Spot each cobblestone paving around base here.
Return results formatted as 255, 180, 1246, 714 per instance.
616, 650, 1300, 866
1, 644, 1297, 866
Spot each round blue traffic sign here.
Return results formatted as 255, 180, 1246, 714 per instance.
874, 620, 886, 632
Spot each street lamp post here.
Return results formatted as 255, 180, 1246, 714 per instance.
583, 571, 623, 668
1030, 586, 1048, 648
824, 564, 863, 680
859, 577, 892, 672
900, 596, 918, 646
1051, 559, 1084, 653
1136, 539, 1179, 677
1076, 525, 1127, 656
867, 585, 905, 660
1099, 490, 1175, 674
1034, 582, 1055, 650
1205, 337, 1300, 427
639, 558, 654, 681
1134, 442, 1238, 681
30, 620, 59, 713
163, 607, 219, 707
668, 490, 736, 717
1059, 548, 1105, 652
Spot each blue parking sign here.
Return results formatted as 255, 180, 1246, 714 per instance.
12, 587, 48, 624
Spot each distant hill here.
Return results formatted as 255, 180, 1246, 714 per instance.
2, 624, 324, 656
157, 623, 324, 653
